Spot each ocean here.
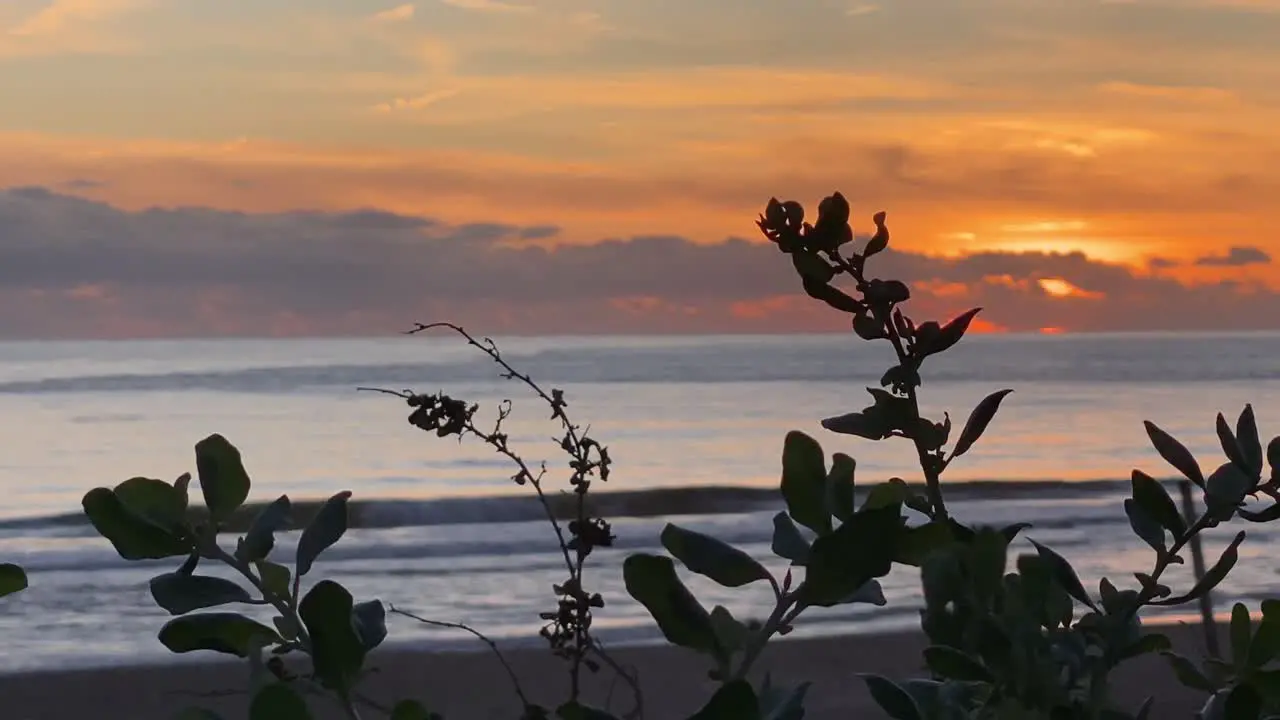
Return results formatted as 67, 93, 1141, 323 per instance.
0, 331, 1278, 673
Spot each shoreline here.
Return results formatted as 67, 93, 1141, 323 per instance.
0, 624, 1218, 719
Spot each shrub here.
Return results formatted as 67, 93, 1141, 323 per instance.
618, 192, 1280, 720
70, 191, 1280, 720
80, 435, 435, 719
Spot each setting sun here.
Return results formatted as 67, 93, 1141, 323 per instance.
1038, 278, 1104, 300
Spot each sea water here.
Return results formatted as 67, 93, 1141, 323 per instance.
0, 332, 1277, 672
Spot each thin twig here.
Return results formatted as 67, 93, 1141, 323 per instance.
590, 640, 645, 720
389, 606, 535, 711
399, 321, 611, 703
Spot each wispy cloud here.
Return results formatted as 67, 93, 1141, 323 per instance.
372, 4, 416, 23
372, 88, 460, 113
1098, 81, 1238, 104
439, 0, 534, 13
1195, 246, 1272, 267
847, 4, 879, 16
8, 0, 144, 38
369, 67, 952, 119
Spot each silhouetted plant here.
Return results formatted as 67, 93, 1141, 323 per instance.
0, 561, 26, 599
617, 191, 1280, 719
363, 321, 640, 720
80, 436, 434, 720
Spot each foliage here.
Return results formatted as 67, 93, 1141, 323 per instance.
0, 561, 26, 599
40, 190, 1280, 720
363, 321, 640, 720
616, 191, 1280, 719
81, 435, 431, 719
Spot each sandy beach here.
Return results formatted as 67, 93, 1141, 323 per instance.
0, 623, 1218, 719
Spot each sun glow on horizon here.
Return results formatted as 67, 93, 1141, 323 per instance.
1038, 278, 1104, 300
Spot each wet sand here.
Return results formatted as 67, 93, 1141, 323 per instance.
0, 624, 1217, 719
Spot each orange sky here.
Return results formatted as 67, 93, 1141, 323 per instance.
0, 0, 1278, 337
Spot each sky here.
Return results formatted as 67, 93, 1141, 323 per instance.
1, 0, 1279, 338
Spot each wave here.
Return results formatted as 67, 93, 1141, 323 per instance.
4, 334, 1280, 394
0, 477, 1153, 534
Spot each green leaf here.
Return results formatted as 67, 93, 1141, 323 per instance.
780, 431, 832, 535
0, 563, 27, 598
709, 605, 749, 655
860, 675, 923, 720
557, 702, 623, 720
1253, 669, 1280, 703
825, 452, 857, 524
299, 580, 367, 693
250, 683, 312, 720
1223, 683, 1261, 720
295, 490, 352, 577
921, 308, 983, 358
1232, 603, 1253, 670
238, 495, 292, 563
970, 528, 1009, 603
770, 512, 810, 565
894, 521, 956, 567
821, 410, 893, 440
1028, 539, 1097, 611
194, 434, 252, 522
256, 560, 292, 599
863, 478, 916, 510
1250, 617, 1280, 669
1131, 470, 1186, 537
158, 612, 282, 657
791, 252, 836, 284
1237, 405, 1264, 476
757, 675, 810, 720
1125, 499, 1166, 553
661, 524, 770, 588
1207, 462, 1252, 515
82, 487, 191, 560
150, 573, 253, 616
390, 700, 440, 720
1153, 531, 1245, 607
622, 553, 720, 657
952, 389, 1013, 459
688, 680, 760, 720
1144, 420, 1206, 489
1218, 413, 1251, 475
1163, 652, 1217, 692
801, 504, 902, 607
1117, 633, 1172, 662
273, 614, 300, 641
114, 477, 189, 532
353, 599, 387, 651
923, 645, 993, 682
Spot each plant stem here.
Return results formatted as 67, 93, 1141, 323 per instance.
390, 606, 536, 712
828, 252, 950, 523
733, 593, 799, 681
208, 545, 312, 649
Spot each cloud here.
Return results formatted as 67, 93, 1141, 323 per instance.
372, 4, 415, 23
7, 0, 145, 37
847, 4, 880, 16
370, 67, 951, 117
439, 0, 534, 13
1097, 81, 1238, 104
1194, 246, 1272, 266
2, 187, 1279, 339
